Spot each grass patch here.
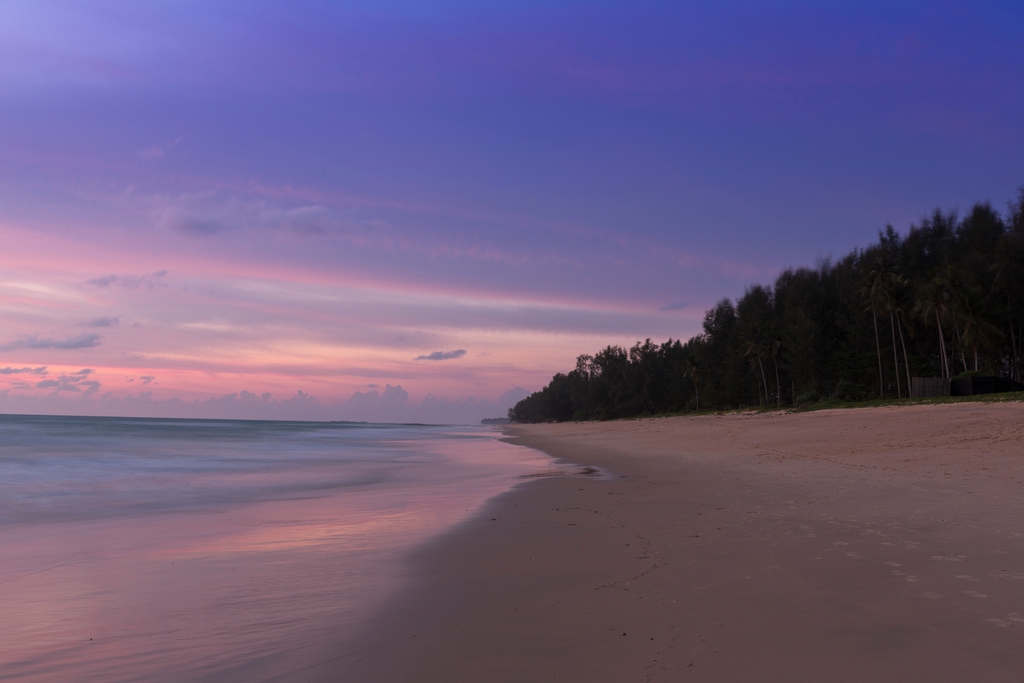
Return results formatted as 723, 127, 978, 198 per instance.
523, 391, 1024, 424
783, 391, 1024, 413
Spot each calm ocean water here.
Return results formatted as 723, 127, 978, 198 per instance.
0, 414, 554, 682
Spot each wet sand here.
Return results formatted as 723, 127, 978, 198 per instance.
330, 403, 1024, 682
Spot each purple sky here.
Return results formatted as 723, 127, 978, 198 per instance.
1, 1, 1022, 422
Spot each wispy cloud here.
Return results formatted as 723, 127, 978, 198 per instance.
414, 349, 466, 361
84, 316, 121, 327
87, 272, 168, 289
203, 389, 320, 411
35, 371, 101, 395
0, 334, 101, 351
138, 135, 185, 160
153, 192, 335, 237
0, 366, 48, 375
660, 300, 692, 311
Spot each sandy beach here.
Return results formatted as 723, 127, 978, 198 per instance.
332, 402, 1024, 682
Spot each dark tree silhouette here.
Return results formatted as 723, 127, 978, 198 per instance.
510, 188, 1024, 423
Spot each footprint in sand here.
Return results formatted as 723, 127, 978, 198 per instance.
964, 590, 988, 598
682, 634, 707, 674
932, 554, 968, 562
990, 613, 1024, 627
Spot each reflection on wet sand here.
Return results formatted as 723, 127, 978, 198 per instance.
0, 418, 551, 682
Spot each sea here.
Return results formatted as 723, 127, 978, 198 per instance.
0, 414, 556, 682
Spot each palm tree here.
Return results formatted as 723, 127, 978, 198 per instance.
936, 266, 971, 374
914, 277, 952, 378
766, 337, 782, 407
991, 240, 1021, 381
885, 275, 913, 395
860, 252, 898, 397
866, 258, 906, 398
954, 286, 1004, 371
684, 355, 700, 411
741, 324, 769, 405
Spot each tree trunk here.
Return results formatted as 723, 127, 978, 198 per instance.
1008, 291, 1018, 383
1015, 317, 1024, 385
872, 306, 884, 397
756, 355, 768, 405
954, 324, 967, 373
935, 310, 948, 379
774, 360, 781, 408
896, 312, 912, 397
693, 381, 699, 411
890, 311, 901, 398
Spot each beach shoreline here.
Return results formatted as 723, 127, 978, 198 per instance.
328, 402, 1024, 682
0, 420, 553, 683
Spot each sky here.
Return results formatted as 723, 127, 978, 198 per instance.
1, 0, 1022, 423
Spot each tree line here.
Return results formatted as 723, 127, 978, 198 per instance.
510, 190, 1024, 423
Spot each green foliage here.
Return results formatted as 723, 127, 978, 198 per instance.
790, 391, 1024, 414
795, 389, 822, 405
510, 190, 1024, 423
953, 370, 988, 379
